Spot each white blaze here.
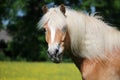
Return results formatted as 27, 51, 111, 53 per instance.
50, 26, 56, 43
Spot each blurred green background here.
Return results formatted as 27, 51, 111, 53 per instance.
0, 0, 120, 61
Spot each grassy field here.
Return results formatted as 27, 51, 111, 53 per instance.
0, 61, 82, 80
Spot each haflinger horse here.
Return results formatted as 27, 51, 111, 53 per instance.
38, 4, 120, 80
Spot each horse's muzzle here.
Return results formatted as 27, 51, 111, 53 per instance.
47, 50, 62, 63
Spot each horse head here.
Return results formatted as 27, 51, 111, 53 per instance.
41, 4, 70, 63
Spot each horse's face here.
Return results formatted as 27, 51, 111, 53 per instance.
42, 5, 68, 63
44, 22, 67, 63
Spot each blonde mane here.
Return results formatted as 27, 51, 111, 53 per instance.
38, 6, 120, 60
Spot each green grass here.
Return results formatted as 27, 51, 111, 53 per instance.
0, 61, 82, 80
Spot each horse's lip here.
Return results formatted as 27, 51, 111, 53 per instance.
51, 53, 63, 63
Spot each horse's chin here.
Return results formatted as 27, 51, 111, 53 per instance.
53, 60, 61, 63
52, 58, 62, 63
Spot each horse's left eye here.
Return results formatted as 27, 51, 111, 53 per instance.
42, 28, 46, 32
41, 28, 46, 34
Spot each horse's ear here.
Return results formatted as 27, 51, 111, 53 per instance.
60, 4, 66, 15
42, 5, 48, 14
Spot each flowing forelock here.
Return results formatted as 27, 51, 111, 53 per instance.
38, 7, 66, 30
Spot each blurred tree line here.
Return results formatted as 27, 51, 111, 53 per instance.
0, 0, 120, 61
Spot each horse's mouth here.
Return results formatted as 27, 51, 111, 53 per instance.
53, 59, 61, 63
47, 52, 63, 63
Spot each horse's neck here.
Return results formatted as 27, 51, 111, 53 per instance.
70, 53, 104, 80
69, 52, 83, 70
70, 49, 120, 80
69, 52, 94, 79
69, 52, 98, 71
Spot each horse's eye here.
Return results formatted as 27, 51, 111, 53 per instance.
43, 28, 46, 32
42, 28, 46, 33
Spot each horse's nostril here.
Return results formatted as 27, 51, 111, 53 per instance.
54, 49, 59, 57
47, 50, 52, 58
55, 49, 59, 54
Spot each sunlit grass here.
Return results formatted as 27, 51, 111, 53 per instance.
0, 61, 82, 80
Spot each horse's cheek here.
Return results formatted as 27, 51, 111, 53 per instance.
46, 33, 49, 43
